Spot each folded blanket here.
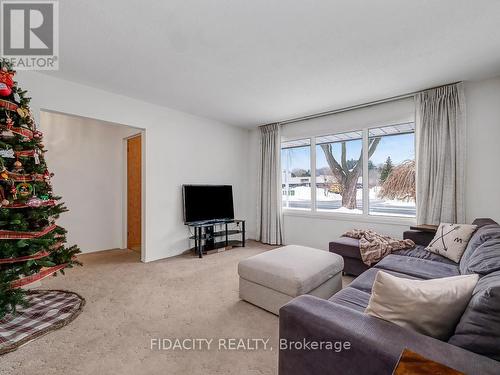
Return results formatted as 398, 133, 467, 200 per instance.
343, 229, 415, 266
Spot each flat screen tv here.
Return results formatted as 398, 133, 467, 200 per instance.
183, 185, 234, 224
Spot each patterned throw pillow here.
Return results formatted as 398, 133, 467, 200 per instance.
426, 223, 477, 263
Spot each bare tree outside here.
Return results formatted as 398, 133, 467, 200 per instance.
319, 138, 381, 209
378, 160, 416, 201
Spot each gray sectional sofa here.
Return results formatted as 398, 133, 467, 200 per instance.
279, 218, 500, 375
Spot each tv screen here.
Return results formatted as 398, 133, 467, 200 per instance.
183, 185, 234, 224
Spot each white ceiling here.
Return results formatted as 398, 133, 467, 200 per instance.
47, 1, 500, 127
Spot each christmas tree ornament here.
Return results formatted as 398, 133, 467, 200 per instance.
10, 185, 17, 200
0, 83, 11, 97
16, 107, 29, 118
0, 149, 14, 158
34, 150, 40, 164
16, 182, 32, 197
0, 168, 8, 180
27, 196, 43, 207
0, 199, 9, 206
13, 160, 23, 172
5, 114, 13, 129
40, 194, 49, 201
0, 70, 14, 97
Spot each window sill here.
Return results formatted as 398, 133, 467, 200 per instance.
282, 209, 416, 226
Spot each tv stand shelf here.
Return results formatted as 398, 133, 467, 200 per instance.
189, 229, 243, 240
186, 219, 245, 258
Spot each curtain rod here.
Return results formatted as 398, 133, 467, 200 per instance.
277, 81, 461, 126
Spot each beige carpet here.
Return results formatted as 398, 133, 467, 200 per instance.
0, 241, 352, 375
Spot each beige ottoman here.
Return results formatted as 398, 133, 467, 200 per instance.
238, 245, 344, 315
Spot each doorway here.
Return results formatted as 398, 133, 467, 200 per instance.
127, 135, 142, 253
41, 110, 146, 260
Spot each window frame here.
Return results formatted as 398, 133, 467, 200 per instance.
281, 140, 312, 211
281, 122, 417, 224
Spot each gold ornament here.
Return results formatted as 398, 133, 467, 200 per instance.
16, 107, 29, 118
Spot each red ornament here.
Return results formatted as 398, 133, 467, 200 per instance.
0, 83, 11, 97
0, 71, 14, 97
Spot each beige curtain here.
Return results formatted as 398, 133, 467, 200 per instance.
257, 123, 283, 245
416, 82, 466, 225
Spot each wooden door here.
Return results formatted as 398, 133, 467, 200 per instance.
127, 135, 142, 252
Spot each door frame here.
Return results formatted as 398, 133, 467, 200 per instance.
123, 131, 146, 262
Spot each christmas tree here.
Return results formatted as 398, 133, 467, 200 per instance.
0, 60, 80, 318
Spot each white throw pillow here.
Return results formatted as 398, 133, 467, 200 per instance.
365, 271, 479, 340
425, 223, 477, 262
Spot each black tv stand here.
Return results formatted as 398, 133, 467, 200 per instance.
187, 219, 245, 258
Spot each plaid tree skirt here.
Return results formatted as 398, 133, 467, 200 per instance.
0, 290, 85, 355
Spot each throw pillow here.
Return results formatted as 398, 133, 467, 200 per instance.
426, 223, 477, 263
365, 271, 479, 340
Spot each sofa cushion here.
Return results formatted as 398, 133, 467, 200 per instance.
329, 237, 361, 259
328, 286, 370, 312
460, 224, 500, 274
365, 271, 478, 340
348, 267, 421, 293
465, 239, 500, 276
375, 255, 460, 279
393, 245, 456, 265
449, 270, 500, 360
238, 245, 344, 297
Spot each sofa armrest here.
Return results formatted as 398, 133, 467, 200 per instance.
279, 295, 500, 375
403, 230, 434, 246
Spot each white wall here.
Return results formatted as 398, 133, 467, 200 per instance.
465, 76, 500, 224
18, 72, 253, 262
283, 214, 409, 250
40, 111, 139, 253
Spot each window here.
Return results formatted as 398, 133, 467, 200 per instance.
281, 139, 311, 210
316, 131, 363, 214
368, 123, 416, 217
281, 122, 416, 218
